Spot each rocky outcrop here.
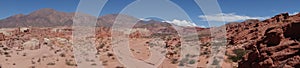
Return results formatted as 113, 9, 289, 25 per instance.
0, 33, 5, 41
226, 13, 300, 68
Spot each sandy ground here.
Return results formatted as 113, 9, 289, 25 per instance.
0, 27, 235, 68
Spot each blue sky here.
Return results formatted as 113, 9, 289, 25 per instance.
0, 0, 299, 27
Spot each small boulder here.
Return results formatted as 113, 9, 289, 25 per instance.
20, 27, 30, 33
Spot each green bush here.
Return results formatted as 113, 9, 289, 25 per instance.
188, 59, 196, 64
228, 49, 248, 62
212, 59, 220, 65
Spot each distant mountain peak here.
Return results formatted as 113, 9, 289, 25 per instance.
36, 8, 56, 12
140, 17, 166, 22
7, 14, 25, 19
29, 8, 59, 16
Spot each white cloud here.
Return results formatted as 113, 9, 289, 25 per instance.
199, 13, 269, 22
290, 12, 299, 15
140, 18, 206, 27
139, 18, 151, 21
163, 19, 198, 27
197, 25, 207, 28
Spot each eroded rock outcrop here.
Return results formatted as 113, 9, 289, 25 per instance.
226, 13, 300, 68
0, 33, 5, 41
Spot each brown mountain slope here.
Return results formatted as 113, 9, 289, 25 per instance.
0, 8, 74, 27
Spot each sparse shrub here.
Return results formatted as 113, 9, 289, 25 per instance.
201, 51, 209, 55
29, 66, 35, 68
98, 44, 105, 49
188, 59, 196, 64
178, 58, 189, 66
228, 49, 248, 62
91, 63, 97, 66
3, 52, 9, 55
107, 53, 114, 57
171, 59, 178, 64
116, 66, 124, 68
179, 62, 184, 66
102, 61, 108, 66
59, 53, 66, 57
47, 62, 55, 65
66, 60, 76, 66
212, 59, 220, 65
23, 53, 26, 56
3, 47, 10, 51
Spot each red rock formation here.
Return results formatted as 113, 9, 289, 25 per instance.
0, 33, 5, 41
129, 31, 142, 38
226, 13, 300, 68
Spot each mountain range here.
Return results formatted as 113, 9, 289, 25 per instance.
0, 8, 199, 28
